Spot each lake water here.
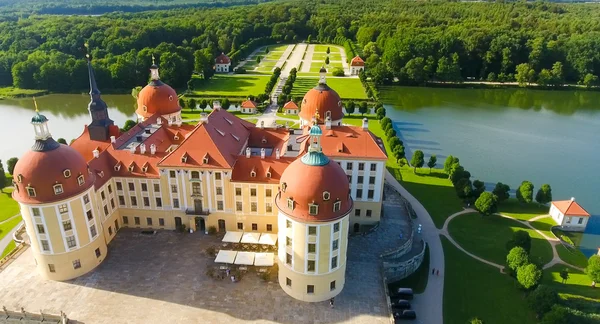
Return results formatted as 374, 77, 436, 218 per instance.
380, 86, 600, 257
0, 94, 136, 162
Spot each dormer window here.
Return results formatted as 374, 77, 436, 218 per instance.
282, 182, 287, 192
174, 135, 179, 141
309, 203, 318, 215
26, 186, 36, 197
128, 165, 134, 172
323, 191, 330, 201
203, 157, 209, 164
114, 163, 121, 171
181, 155, 188, 163
287, 198, 294, 210
77, 175, 85, 186
250, 171, 256, 178
261, 137, 267, 144
17, 174, 22, 183
169, 95, 174, 101
266, 171, 271, 178
63, 169, 71, 178
143, 105, 147, 112
326, 111, 331, 118
333, 200, 341, 212
98, 171, 104, 178
142, 165, 148, 173
53, 184, 64, 195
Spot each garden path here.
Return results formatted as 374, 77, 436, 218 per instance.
0, 213, 20, 225
300, 45, 314, 73
384, 170, 443, 324
0, 220, 22, 257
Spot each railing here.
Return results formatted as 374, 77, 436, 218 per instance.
184, 208, 209, 216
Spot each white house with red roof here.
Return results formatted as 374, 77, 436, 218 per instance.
240, 99, 258, 114
549, 197, 591, 231
215, 53, 231, 73
349, 56, 365, 75
283, 100, 298, 115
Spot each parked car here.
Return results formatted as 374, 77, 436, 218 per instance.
394, 310, 417, 321
390, 287, 414, 300
391, 299, 411, 310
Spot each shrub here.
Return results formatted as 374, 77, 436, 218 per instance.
332, 67, 345, 76
177, 223, 187, 233
540, 305, 569, 324
235, 67, 247, 74
208, 226, 217, 235
506, 230, 532, 254
474, 192, 498, 215
560, 235, 574, 246
527, 285, 558, 317
469, 318, 484, 324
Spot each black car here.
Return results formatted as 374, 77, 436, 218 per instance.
391, 299, 411, 310
390, 287, 414, 300
394, 310, 417, 321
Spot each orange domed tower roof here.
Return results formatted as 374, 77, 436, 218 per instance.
136, 62, 181, 119
13, 109, 94, 204
276, 126, 352, 222
299, 71, 343, 124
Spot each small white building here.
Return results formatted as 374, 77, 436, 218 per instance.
283, 100, 298, 115
215, 53, 231, 73
240, 99, 258, 114
349, 56, 365, 75
549, 198, 591, 232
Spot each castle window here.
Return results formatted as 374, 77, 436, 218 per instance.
142, 105, 147, 112
308, 226, 316, 235
32, 208, 40, 217
203, 157, 209, 164
333, 222, 340, 232
63, 220, 72, 231
266, 171, 271, 178
77, 175, 85, 186
53, 184, 64, 195
17, 174, 23, 183
114, 164, 121, 171
26, 186, 36, 197
174, 135, 180, 141
181, 155, 187, 163
250, 188, 257, 197
333, 201, 341, 212
63, 169, 71, 178
281, 182, 287, 192
128, 165, 134, 172
191, 171, 200, 179
72, 259, 81, 269
142, 165, 148, 173
287, 198, 294, 210
250, 171, 256, 178
309, 203, 318, 216
169, 95, 174, 101
58, 204, 68, 214
326, 110, 331, 118
323, 191, 330, 201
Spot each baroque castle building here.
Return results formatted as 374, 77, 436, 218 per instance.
11, 59, 387, 302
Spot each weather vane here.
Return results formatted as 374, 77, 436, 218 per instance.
33, 97, 39, 112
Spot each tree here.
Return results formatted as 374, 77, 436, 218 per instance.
516, 181, 534, 203
392, 145, 405, 163
7, 157, 18, 175
540, 305, 569, 324
410, 150, 425, 172
586, 255, 600, 284
475, 192, 497, 215
121, 120, 137, 132
347, 101, 356, 114
582, 73, 598, 88
550, 61, 564, 87
332, 68, 344, 76
492, 182, 510, 202
386, 128, 397, 138
515, 63, 535, 87
194, 49, 214, 80
256, 56, 262, 64
517, 263, 542, 290
507, 230, 532, 254
325, 57, 330, 65
188, 98, 197, 111
380, 116, 392, 129
527, 285, 558, 317
222, 98, 231, 110
427, 155, 437, 172
0, 160, 6, 192
472, 180, 485, 199
559, 268, 569, 284
199, 99, 208, 111
179, 97, 186, 109
469, 319, 484, 324
537, 69, 553, 86
444, 155, 459, 174
359, 101, 368, 115
376, 107, 386, 120
506, 246, 529, 272
327, 47, 331, 54
455, 178, 473, 201
265, 47, 269, 54
57, 138, 67, 144
535, 184, 552, 204
131, 86, 142, 99
404, 57, 427, 84
388, 137, 402, 151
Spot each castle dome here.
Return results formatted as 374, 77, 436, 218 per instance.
135, 63, 181, 119
299, 83, 344, 124
276, 126, 352, 222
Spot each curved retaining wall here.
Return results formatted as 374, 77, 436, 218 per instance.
383, 242, 427, 283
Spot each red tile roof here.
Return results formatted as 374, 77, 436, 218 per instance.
248, 127, 290, 153
215, 53, 231, 64
283, 101, 298, 110
351, 56, 365, 67
300, 125, 387, 160
70, 126, 113, 161
552, 200, 590, 217
241, 100, 258, 109
231, 156, 295, 184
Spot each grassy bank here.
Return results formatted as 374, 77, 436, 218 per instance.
1, 240, 16, 259
0, 189, 19, 222
0, 87, 49, 98
190, 74, 270, 97
290, 77, 368, 100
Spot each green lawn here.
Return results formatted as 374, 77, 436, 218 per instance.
0, 87, 48, 98
556, 244, 588, 269
0, 189, 19, 222
442, 236, 536, 324
276, 112, 300, 120
312, 53, 342, 62
528, 216, 556, 240
0, 216, 22, 242
191, 75, 270, 97
1, 240, 16, 259
290, 77, 367, 100
553, 228, 584, 247
309, 62, 343, 73
264, 51, 284, 60
448, 213, 553, 266
313, 44, 340, 53
543, 264, 598, 300
497, 199, 548, 221
388, 245, 429, 293
267, 44, 290, 52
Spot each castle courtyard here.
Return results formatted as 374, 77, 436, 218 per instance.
0, 199, 411, 324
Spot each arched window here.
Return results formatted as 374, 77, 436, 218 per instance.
53, 184, 64, 195
308, 203, 318, 215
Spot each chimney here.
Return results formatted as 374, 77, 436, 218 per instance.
129, 146, 136, 154
150, 144, 156, 155
175, 119, 182, 127
199, 113, 208, 124
571, 197, 575, 201
213, 101, 221, 110
325, 117, 332, 130
246, 147, 251, 158
110, 136, 116, 143
362, 118, 368, 130
167, 119, 173, 126
92, 149, 99, 158
157, 118, 162, 125
260, 148, 266, 159
259, 121, 264, 129
140, 143, 146, 154
275, 148, 280, 159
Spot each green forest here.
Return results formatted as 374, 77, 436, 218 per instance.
2, 0, 600, 93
